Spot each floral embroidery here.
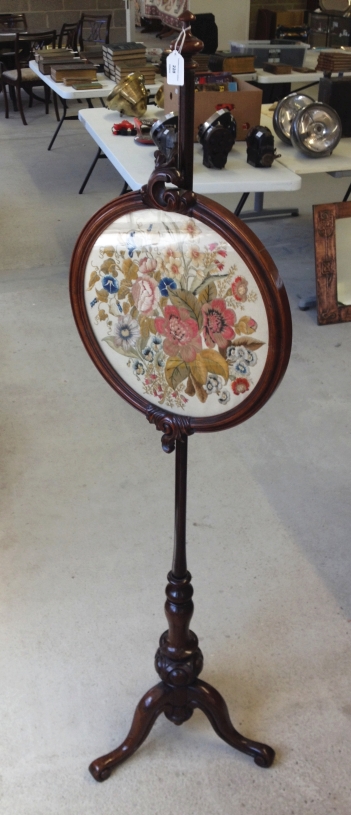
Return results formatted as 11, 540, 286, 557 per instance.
232, 276, 248, 302
155, 305, 202, 363
232, 377, 250, 395
132, 276, 158, 315
202, 298, 236, 349
85, 212, 268, 415
114, 314, 140, 350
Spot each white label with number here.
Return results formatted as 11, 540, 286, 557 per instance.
166, 50, 184, 86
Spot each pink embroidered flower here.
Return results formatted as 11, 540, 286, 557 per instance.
216, 262, 225, 272
186, 245, 203, 266
139, 256, 157, 276
217, 249, 227, 258
232, 378, 250, 395
164, 247, 182, 276
202, 298, 236, 349
185, 220, 201, 238
231, 276, 248, 302
155, 305, 202, 363
208, 242, 218, 251
132, 276, 158, 315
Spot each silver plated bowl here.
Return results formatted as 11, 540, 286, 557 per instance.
273, 92, 314, 145
291, 102, 342, 157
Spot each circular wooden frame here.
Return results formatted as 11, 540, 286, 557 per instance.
70, 189, 291, 440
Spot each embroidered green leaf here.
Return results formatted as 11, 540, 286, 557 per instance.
87, 270, 100, 290
165, 357, 190, 389
102, 337, 139, 357
189, 354, 207, 386
139, 317, 150, 340
190, 375, 207, 403
100, 258, 117, 276
159, 296, 168, 310
118, 283, 130, 300
95, 287, 108, 303
185, 375, 195, 396
148, 317, 156, 335
122, 258, 138, 282
200, 349, 229, 382
232, 336, 265, 351
198, 281, 217, 305
168, 289, 203, 329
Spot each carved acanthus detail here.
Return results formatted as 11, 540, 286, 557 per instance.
146, 406, 194, 453
141, 167, 196, 214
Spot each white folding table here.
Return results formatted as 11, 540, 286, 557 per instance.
77, 107, 301, 208
29, 60, 117, 150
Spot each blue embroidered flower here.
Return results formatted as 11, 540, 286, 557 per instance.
133, 360, 145, 377
151, 336, 162, 349
90, 297, 98, 308
205, 374, 221, 394
245, 349, 257, 366
156, 355, 165, 368
142, 347, 154, 363
233, 359, 250, 377
218, 389, 230, 405
158, 277, 177, 297
102, 275, 119, 294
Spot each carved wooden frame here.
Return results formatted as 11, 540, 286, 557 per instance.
70, 170, 292, 452
314, 201, 351, 326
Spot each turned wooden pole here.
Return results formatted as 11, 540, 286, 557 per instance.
170, 12, 203, 191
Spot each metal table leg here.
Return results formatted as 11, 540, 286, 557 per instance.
48, 98, 80, 150
79, 147, 106, 194
239, 192, 299, 222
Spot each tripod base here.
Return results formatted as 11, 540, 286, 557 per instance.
89, 678, 275, 781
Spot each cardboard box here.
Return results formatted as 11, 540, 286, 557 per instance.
164, 78, 262, 141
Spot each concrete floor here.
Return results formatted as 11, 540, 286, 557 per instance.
0, 88, 351, 815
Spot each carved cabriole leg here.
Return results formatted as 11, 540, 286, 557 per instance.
188, 680, 275, 768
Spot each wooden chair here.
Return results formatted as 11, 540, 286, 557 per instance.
77, 13, 111, 51
57, 21, 79, 50
0, 13, 27, 31
1, 30, 57, 125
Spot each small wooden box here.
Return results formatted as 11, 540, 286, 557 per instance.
262, 63, 292, 74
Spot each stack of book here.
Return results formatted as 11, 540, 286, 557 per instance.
51, 62, 97, 83
316, 52, 351, 73
114, 62, 155, 84
102, 42, 145, 77
35, 49, 79, 75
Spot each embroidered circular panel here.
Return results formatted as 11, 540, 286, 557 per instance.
83, 209, 269, 419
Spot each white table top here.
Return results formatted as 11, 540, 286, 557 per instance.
255, 68, 322, 85
261, 104, 351, 175
78, 107, 301, 194
29, 59, 116, 99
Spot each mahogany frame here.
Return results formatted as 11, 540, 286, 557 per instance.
70, 177, 292, 452
314, 201, 351, 325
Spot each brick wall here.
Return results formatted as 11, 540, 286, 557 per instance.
0, 1, 126, 43
249, 1, 307, 39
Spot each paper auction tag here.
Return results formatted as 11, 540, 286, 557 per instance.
166, 50, 184, 86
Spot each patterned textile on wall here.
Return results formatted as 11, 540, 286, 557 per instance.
140, 0, 188, 30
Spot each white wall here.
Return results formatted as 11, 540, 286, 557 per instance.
190, 0, 250, 50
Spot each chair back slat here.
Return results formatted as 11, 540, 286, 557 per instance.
14, 31, 57, 77
58, 21, 79, 50
0, 13, 27, 32
77, 14, 111, 50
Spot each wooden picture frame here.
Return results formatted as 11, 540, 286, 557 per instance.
314, 201, 351, 325
70, 172, 292, 451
